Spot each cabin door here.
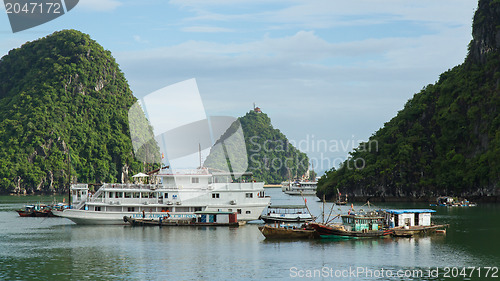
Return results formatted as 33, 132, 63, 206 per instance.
415, 213, 420, 226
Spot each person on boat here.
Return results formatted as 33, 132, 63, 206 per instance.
142, 210, 145, 218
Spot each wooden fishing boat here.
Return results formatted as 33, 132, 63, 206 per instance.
34, 205, 57, 217
309, 222, 392, 239
430, 196, 477, 207
382, 209, 448, 237
16, 205, 36, 217
258, 224, 318, 239
124, 211, 240, 227
309, 211, 392, 239
17, 203, 67, 217
391, 225, 448, 237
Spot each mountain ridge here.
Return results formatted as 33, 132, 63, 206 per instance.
203, 110, 312, 184
0, 29, 150, 194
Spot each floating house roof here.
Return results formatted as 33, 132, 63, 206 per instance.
384, 209, 436, 214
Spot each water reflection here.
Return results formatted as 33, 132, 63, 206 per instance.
0, 192, 498, 280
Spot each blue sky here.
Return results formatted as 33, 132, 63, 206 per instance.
0, 0, 478, 173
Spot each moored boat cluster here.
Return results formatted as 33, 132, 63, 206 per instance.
259, 207, 448, 240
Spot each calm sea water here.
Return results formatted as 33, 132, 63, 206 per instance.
0, 189, 498, 281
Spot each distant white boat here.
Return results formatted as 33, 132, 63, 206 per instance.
281, 181, 317, 195
53, 168, 270, 225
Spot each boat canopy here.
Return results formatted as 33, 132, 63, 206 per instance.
384, 209, 436, 214
132, 172, 149, 178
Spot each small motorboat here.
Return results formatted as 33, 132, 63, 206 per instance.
16, 205, 36, 217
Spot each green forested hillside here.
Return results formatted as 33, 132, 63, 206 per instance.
204, 110, 311, 184
317, 0, 500, 200
0, 30, 151, 194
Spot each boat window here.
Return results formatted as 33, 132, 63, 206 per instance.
228, 209, 232, 212
109, 192, 114, 198
95, 206, 101, 211
192, 177, 199, 183
194, 207, 202, 212
246, 210, 251, 214
115, 192, 122, 198
133, 192, 140, 198
124, 192, 131, 198
141, 192, 149, 198
237, 209, 242, 214
127, 207, 135, 212
149, 192, 155, 198
164, 193, 168, 198
245, 193, 253, 198
212, 193, 220, 199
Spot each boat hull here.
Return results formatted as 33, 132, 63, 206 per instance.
16, 210, 35, 217
391, 225, 448, 237
124, 216, 239, 227
52, 209, 198, 225
258, 225, 318, 239
283, 190, 316, 196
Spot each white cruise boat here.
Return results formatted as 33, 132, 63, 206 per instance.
281, 181, 317, 195
53, 168, 270, 225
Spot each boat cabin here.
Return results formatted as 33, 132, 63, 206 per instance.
266, 205, 308, 215
261, 205, 314, 223
384, 209, 436, 228
194, 211, 237, 224
340, 215, 384, 232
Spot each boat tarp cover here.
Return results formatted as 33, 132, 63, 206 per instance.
384, 209, 436, 214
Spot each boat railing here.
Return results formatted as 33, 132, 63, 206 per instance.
102, 183, 163, 190
70, 183, 89, 190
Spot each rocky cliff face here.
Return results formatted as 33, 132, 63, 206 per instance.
0, 30, 150, 194
203, 110, 310, 184
316, 0, 500, 202
468, 0, 500, 64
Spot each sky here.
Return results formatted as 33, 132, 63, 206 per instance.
0, 0, 479, 174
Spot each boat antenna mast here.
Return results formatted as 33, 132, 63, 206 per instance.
67, 147, 71, 209
199, 143, 202, 168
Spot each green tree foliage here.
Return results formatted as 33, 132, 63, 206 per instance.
0, 30, 154, 194
317, 0, 500, 199
204, 111, 310, 184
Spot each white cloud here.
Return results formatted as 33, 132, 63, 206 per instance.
111, 0, 477, 171
181, 26, 234, 33
169, 0, 476, 30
